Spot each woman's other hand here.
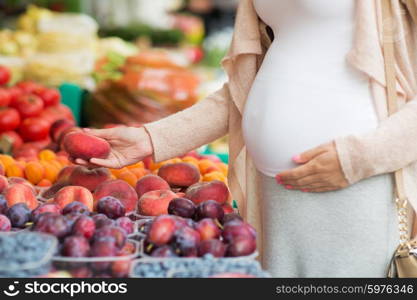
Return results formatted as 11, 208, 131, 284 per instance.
75, 126, 153, 169
276, 142, 349, 193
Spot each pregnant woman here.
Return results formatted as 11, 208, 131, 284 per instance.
79, 0, 417, 277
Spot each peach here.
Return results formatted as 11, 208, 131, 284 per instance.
137, 190, 177, 216
62, 132, 110, 161
222, 203, 234, 214
53, 186, 94, 211
4, 183, 38, 210
69, 166, 111, 191
50, 119, 75, 143
42, 182, 68, 199
135, 175, 170, 198
157, 162, 200, 188
56, 165, 77, 183
7, 177, 36, 195
185, 180, 229, 205
93, 179, 138, 212
0, 175, 8, 193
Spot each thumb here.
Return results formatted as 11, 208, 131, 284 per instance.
293, 144, 327, 164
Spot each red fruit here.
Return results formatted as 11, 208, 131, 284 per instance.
7, 87, 23, 107
90, 237, 118, 271
62, 201, 90, 215
93, 226, 127, 249
72, 215, 96, 239
16, 81, 43, 94
115, 217, 134, 235
0, 176, 8, 194
0, 131, 23, 150
137, 190, 178, 217
49, 119, 75, 143
227, 236, 257, 257
71, 267, 93, 278
0, 195, 8, 214
63, 132, 111, 161
92, 214, 115, 229
33, 213, 70, 238
198, 239, 227, 257
222, 220, 257, 243
195, 200, 224, 222
0, 88, 11, 107
62, 236, 90, 257
19, 117, 50, 141
0, 107, 20, 132
222, 204, 234, 214
195, 218, 221, 241
94, 180, 138, 213
0, 66, 11, 85
168, 197, 196, 218
69, 166, 111, 192
157, 162, 200, 188
14, 94, 44, 118
0, 214, 11, 231
111, 260, 131, 278
185, 180, 229, 205
174, 226, 201, 257
135, 175, 170, 198
4, 183, 38, 210
147, 215, 177, 246
36, 88, 61, 107
97, 196, 126, 220
31, 204, 61, 223
151, 245, 178, 258
222, 213, 243, 225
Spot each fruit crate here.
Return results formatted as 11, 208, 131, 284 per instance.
0, 232, 58, 278
51, 239, 140, 278
129, 255, 269, 278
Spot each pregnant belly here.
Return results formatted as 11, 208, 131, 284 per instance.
242, 73, 378, 176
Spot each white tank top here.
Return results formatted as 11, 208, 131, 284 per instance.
242, 0, 378, 176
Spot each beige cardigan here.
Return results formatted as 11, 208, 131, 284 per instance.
145, 0, 417, 252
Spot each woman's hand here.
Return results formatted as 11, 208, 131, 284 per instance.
75, 126, 153, 169
275, 142, 349, 193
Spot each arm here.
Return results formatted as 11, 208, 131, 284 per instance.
144, 83, 230, 162
335, 99, 417, 184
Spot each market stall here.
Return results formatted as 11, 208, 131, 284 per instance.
0, 1, 268, 279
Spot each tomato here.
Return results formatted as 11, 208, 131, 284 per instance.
19, 117, 50, 141
0, 108, 20, 132
0, 131, 23, 150
36, 88, 61, 107
7, 87, 23, 107
0, 66, 11, 86
14, 94, 44, 119
0, 88, 11, 107
16, 81, 44, 94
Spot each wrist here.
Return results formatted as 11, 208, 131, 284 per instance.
137, 127, 154, 157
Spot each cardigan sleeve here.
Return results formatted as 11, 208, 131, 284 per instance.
143, 84, 230, 162
335, 99, 417, 184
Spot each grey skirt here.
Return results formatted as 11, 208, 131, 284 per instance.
260, 173, 399, 278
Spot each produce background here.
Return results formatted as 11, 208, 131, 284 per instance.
0, 0, 269, 279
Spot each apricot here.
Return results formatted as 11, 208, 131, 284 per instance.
37, 178, 52, 187
202, 171, 227, 184
93, 179, 138, 212
158, 162, 200, 188
69, 166, 111, 191
0, 155, 14, 170
137, 190, 177, 216
63, 132, 110, 161
25, 161, 45, 185
135, 175, 170, 198
6, 162, 24, 178
4, 183, 38, 210
38, 149, 56, 161
129, 168, 149, 181
40, 161, 60, 183
53, 186, 94, 211
185, 180, 230, 205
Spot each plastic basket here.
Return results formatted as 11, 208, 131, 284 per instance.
0, 232, 58, 278
51, 239, 140, 278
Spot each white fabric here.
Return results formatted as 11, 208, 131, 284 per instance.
242, 0, 379, 176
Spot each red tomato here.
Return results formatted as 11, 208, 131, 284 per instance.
14, 94, 44, 119
0, 131, 23, 150
16, 81, 44, 94
19, 117, 50, 141
7, 87, 23, 107
0, 88, 11, 107
0, 66, 11, 86
36, 88, 61, 107
0, 108, 20, 132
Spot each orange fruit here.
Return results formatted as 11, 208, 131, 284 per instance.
130, 168, 150, 180
118, 171, 138, 187
202, 171, 227, 184
25, 161, 45, 185
39, 149, 56, 161
0, 154, 15, 170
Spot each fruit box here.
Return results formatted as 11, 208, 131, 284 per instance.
129, 256, 269, 278
0, 232, 58, 278
51, 239, 141, 278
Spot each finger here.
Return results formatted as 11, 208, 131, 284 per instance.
277, 161, 317, 182
90, 158, 120, 169
293, 143, 329, 164
84, 128, 115, 139
280, 174, 323, 187
75, 158, 89, 166
308, 186, 338, 193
